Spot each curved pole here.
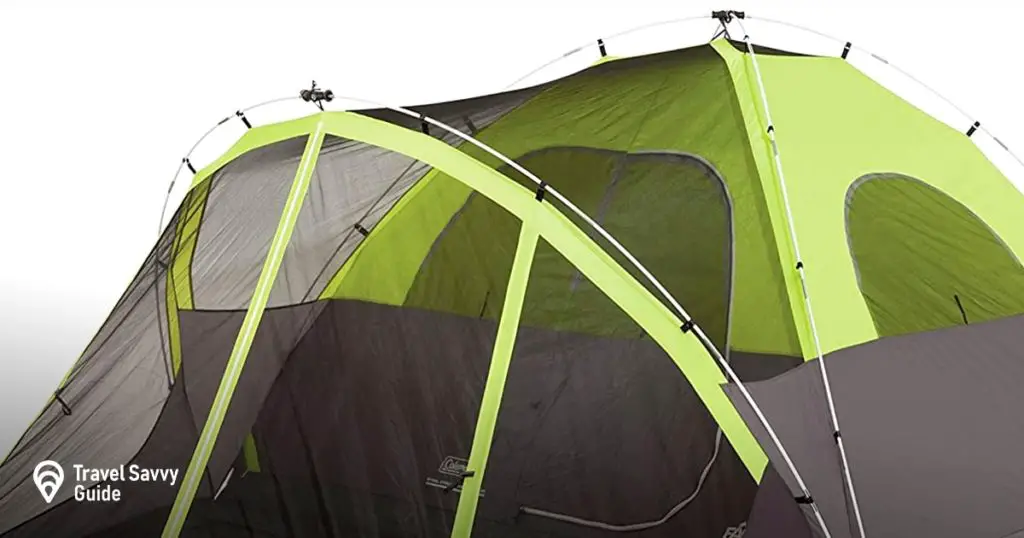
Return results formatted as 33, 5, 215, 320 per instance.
316, 94, 830, 537
155, 96, 305, 235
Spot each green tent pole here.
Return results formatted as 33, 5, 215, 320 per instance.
450, 220, 539, 538
161, 119, 326, 538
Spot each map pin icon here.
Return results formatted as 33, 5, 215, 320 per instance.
33, 460, 64, 503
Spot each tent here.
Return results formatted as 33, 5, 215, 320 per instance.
3, 14, 1024, 538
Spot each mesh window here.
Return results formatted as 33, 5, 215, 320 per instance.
276, 86, 551, 307
846, 173, 1024, 337
0, 202, 183, 536
498, 147, 733, 349
474, 238, 756, 538
189, 136, 308, 309
179, 195, 526, 537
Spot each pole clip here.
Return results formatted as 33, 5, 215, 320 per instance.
597, 38, 607, 57
966, 121, 980, 137
354, 223, 370, 237
236, 110, 252, 129
55, 389, 72, 416
681, 319, 695, 333
535, 182, 547, 202
794, 495, 814, 505
842, 42, 852, 60
183, 158, 197, 175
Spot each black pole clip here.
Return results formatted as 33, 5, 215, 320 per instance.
183, 158, 197, 175
354, 223, 370, 237
841, 42, 852, 60
300, 80, 334, 111
236, 110, 252, 129
681, 319, 695, 333
535, 181, 547, 202
794, 494, 814, 505
443, 469, 475, 494
966, 121, 980, 137
597, 38, 607, 57
55, 390, 72, 416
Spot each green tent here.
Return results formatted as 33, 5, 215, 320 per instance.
2, 21, 1024, 538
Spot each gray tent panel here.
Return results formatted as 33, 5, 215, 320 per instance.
724, 313, 1024, 538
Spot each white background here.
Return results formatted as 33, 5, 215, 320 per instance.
1, 0, 1022, 456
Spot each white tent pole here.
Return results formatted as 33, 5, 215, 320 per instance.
734, 18, 868, 538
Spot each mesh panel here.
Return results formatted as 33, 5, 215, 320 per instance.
0, 204, 182, 535
190, 136, 308, 309
287, 86, 551, 306
173, 196, 525, 537
475, 238, 755, 538
428, 146, 734, 349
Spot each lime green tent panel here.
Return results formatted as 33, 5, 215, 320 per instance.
714, 38, 1024, 355
323, 46, 801, 357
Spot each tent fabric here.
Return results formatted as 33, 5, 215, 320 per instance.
0, 209, 181, 534
3, 34, 1024, 538
742, 464, 815, 538
846, 172, 1024, 337
723, 313, 1024, 538
713, 38, 1024, 355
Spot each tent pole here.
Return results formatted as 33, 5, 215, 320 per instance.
449, 221, 539, 538
320, 100, 829, 530
734, 18, 868, 538
160, 118, 326, 538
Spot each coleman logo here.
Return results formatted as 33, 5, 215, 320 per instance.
438, 456, 468, 477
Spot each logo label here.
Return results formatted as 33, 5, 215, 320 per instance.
33, 460, 64, 503
31, 461, 179, 504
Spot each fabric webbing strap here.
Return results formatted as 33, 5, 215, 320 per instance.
450, 221, 539, 538
161, 120, 325, 538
